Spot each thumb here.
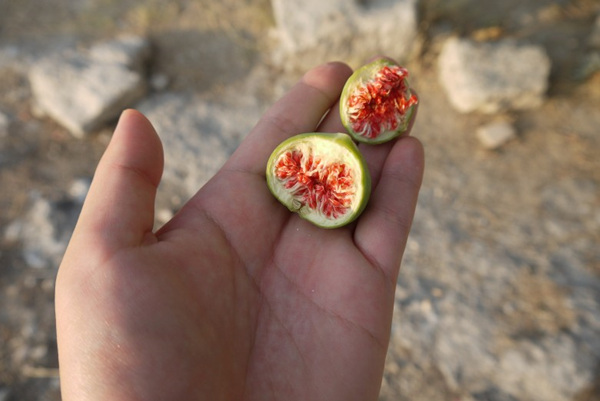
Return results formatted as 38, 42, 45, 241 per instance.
71, 109, 164, 254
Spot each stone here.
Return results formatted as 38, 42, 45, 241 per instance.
4, 183, 87, 269
438, 37, 551, 113
476, 120, 516, 149
89, 35, 151, 71
29, 36, 150, 137
494, 336, 592, 401
137, 93, 234, 200
137, 90, 263, 200
67, 178, 91, 204
19, 195, 78, 269
270, 0, 418, 69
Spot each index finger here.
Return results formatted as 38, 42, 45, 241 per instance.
224, 62, 353, 175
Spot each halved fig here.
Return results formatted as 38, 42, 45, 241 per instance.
340, 58, 418, 144
266, 133, 371, 228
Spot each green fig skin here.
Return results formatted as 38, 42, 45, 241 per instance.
266, 133, 371, 229
340, 58, 418, 144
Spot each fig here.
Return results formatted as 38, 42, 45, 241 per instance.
340, 58, 418, 144
266, 133, 371, 228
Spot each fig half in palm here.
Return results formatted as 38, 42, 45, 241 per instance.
340, 58, 418, 144
266, 133, 371, 229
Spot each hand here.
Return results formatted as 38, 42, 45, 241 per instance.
55, 61, 424, 401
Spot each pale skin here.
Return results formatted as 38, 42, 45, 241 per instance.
55, 61, 424, 401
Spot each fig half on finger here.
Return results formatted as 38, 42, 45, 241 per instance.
340, 58, 418, 144
266, 133, 371, 229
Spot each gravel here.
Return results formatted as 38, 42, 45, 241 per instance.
1, 0, 599, 400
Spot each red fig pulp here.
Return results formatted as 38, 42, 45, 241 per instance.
340, 58, 418, 144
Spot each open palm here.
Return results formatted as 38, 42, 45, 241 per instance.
55, 61, 424, 401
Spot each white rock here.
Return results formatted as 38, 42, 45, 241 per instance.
496, 336, 590, 401
89, 35, 151, 70
29, 36, 150, 137
137, 94, 231, 198
476, 121, 516, 149
7, 189, 86, 269
271, 0, 418, 68
20, 196, 67, 269
3, 220, 23, 244
438, 37, 551, 113
67, 178, 91, 203
138, 91, 262, 199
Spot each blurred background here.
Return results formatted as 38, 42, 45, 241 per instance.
0, 0, 599, 400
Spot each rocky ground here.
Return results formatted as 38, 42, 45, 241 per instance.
1, 0, 599, 400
